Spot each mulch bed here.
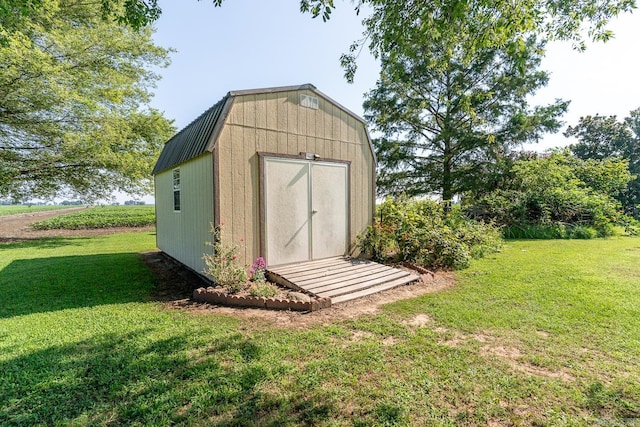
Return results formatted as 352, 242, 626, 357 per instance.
141, 251, 331, 312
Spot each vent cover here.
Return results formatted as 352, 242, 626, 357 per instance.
300, 94, 319, 109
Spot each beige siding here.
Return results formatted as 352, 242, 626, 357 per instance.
218, 89, 375, 264
155, 154, 214, 274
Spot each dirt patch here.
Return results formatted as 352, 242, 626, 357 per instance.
480, 344, 575, 382
481, 345, 522, 359
514, 363, 575, 382
472, 332, 494, 343
382, 336, 398, 346
350, 330, 374, 342
141, 251, 210, 302
440, 332, 466, 348
404, 313, 433, 327
157, 259, 456, 329
0, 207, 154, 243
433, 327, 575, 383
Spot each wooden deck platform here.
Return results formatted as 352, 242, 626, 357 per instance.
266, 257, 420, 304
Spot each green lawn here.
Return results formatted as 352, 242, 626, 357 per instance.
1, 234, 639, 425
0, 205, 81, 216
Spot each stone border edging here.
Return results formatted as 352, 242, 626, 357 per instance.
401, 261, 435, 277
193, 287, 332, 312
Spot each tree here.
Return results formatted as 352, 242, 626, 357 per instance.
302, 0, 635, 82
4, 0, 634, 49
566, 109, 640, 218
363, 0, 568, 201
469, 152, 631, 238
0, 0, 163, 32
0, 0, 175, 202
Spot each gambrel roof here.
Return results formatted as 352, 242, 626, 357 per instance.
152, 83, 375, 175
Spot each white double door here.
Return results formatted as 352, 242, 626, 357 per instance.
264, 157, 348, 266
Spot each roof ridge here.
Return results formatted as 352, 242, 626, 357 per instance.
228, 83, 316, 97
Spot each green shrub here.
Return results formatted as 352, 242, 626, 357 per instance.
358, 198, 502, 270
466, 153, 629, 239
202, 225, 247, 293
249, 282, 279, 298
567, 225, 599, 239
621, 217, 640, 236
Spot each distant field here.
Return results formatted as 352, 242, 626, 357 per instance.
0, 205, 81, 216
31, 205, 155, 229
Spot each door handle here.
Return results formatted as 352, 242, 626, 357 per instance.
312, 210, 318, 214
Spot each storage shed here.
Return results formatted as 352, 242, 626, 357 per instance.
152, 84, 377, 275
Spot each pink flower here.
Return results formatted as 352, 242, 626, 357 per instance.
251, 257, 266, 269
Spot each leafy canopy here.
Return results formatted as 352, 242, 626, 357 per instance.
299, 0, 636, 82
0, 0, 163, 31
566, 108, 640, 218
6, 0, 632, 52
0, 0, 175, 202
363, 0, 568, 201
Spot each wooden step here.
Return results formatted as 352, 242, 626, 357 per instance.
311, 270, 412, 296
267, 257, 420, 305
330, 275, 420, 304
270, 257, 344, 274
294, 263, 390, 286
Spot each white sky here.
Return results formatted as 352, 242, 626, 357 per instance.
128, 1, 640, 203
532, 12, 640, 149
149, 0, 379, 129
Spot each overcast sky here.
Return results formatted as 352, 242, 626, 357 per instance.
150, 1, 640, 151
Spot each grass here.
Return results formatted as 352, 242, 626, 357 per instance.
1, 233, 639, 425
31, 205, 155, 229
0, 205, 81, 216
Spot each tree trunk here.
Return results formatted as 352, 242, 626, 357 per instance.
442, 140, 453, 213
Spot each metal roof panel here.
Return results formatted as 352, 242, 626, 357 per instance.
152, 95, 229, 174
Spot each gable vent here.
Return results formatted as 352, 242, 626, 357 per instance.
300, 94, 319, 109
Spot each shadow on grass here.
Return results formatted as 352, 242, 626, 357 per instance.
0, 236, 92, 249
0, 251, 155, 319
0, 330, 337, 426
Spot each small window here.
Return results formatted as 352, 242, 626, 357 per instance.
172, 168, 181, 212
300, 94, 319, 109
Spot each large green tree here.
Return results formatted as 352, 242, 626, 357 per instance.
565, 109, 640, 218
363, 0, 568, 201
0, 0, 175, 202
4, 0, 633, 49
